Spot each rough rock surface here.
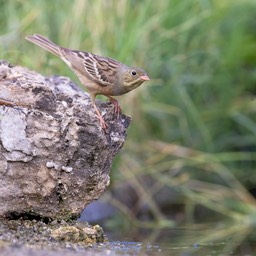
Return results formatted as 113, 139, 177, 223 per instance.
0, 219, 107, 249
0, 60, 131, 220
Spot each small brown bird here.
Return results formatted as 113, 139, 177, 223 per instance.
25, 34, 150, 130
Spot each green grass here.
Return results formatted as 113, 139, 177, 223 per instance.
1, 0, 256, 229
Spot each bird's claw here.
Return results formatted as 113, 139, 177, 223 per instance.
108, 97, 121, 118
99, 117, 108, 131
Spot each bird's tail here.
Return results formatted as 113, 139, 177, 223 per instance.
25, 34, 62, 57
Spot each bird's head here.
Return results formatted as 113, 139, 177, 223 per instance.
122, 67, 150, 92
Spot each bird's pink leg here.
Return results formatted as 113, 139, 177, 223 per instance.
91, 94, 107, 130
107, 96, 121, 117
93, 104, 107, 130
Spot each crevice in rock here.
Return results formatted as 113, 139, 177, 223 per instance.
5, 211, 52, 223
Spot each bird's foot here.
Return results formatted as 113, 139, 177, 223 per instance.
93, 103, 108, 131
98, 115, 108, 130
107, 97, 121, 117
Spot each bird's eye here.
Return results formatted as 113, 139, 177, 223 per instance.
131, 70, 137, 76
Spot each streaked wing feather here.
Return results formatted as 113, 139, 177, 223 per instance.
61, 49, 119, 87
61, 49, 91, 77
93, 55, 119, 84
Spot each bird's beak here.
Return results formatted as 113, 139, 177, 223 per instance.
140, 75, 150, 81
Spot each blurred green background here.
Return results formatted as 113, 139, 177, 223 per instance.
1, 0, 256, 235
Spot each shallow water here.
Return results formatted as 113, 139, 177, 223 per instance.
104, 223, 256, 255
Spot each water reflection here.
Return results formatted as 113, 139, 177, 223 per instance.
105, 223, 256, 255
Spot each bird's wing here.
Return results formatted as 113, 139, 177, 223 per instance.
61, 49, 118, 87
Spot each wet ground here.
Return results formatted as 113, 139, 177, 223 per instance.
1, 222, 255, 255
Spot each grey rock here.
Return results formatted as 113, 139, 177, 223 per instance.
0, 61, 131, 220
